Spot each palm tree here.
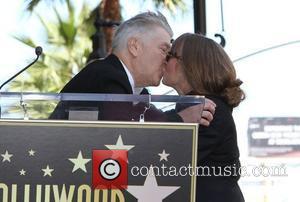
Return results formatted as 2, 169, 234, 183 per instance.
12, 0, 93, 92
25, 0, 186, 13
5, 0, 94, 118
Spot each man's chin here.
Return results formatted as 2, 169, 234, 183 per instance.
151, 79, 162, 87
151, 83, 160, 87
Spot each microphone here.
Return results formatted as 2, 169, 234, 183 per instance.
0, 46, 43, 90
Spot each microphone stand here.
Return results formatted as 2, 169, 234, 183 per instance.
0, 47, 42, 119
0, 56, 41, 90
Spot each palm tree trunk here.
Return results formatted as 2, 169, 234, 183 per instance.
101, 0, 121, 53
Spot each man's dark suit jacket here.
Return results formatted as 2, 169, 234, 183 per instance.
176, 94, 244, 202
50, 54, 181, 122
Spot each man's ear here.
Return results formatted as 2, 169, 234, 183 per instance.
127, 37, 139, 57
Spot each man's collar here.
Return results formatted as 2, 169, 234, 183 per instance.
119, 59, 143, 95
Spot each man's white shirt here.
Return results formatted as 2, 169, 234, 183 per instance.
119, 60, 143, 95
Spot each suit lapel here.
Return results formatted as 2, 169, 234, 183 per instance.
105, 54, 133, 94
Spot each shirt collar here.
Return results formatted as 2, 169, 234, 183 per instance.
119, 59, 143, 95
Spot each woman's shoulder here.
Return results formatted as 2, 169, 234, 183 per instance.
206, 95, 231, 111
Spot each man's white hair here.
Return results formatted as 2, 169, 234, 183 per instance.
111, 11, 173, 53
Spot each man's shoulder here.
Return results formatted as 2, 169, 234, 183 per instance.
83, 56, 116, 71
61, 54, 131, 93
84, 54, 125, 75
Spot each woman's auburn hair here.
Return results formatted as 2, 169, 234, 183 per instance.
172, 33, 245, 108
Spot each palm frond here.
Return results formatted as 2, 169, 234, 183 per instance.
24, 0, 62, 12
53, 7, 77, 47
12, 35, 37, 48
153, 0, 187, 14
25, 0, 42, 12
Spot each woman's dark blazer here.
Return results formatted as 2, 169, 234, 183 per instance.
176, 93, 244, 202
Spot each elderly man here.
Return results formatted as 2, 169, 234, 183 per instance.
50, 11, 215, 124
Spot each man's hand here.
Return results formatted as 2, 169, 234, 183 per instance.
178, 98, 216, 126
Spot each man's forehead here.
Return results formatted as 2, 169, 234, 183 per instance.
151, 26, 172, 45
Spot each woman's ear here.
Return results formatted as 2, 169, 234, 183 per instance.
127, 37, 139, 57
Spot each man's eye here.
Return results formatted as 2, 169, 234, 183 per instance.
160, 48, 168, 54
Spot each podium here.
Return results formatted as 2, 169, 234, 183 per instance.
0, 92, 204, 202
